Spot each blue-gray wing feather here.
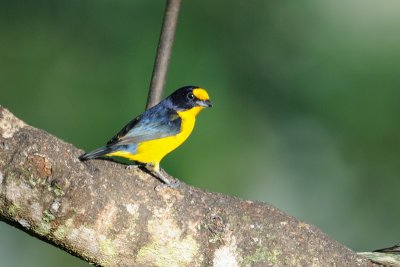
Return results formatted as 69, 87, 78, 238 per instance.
107, 104, 181, 146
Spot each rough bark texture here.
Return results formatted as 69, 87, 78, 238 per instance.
359, 252, 400, 267
0, 106, 377, 267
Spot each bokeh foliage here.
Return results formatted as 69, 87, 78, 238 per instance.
1, 0, 400, 266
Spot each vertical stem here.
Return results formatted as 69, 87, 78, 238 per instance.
146, 0, 182, 110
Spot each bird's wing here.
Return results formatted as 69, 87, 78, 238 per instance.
107, 105, 181, 146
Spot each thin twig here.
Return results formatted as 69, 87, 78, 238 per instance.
146, 0, 182, 110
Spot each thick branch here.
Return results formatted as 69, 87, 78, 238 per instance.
0, 106, 376, 266
146, 0, 181, 109
359, 252, 400, 266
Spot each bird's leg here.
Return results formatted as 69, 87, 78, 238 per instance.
145, 162, 180, 188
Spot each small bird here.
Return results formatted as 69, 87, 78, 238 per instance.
79, 86, 212, 187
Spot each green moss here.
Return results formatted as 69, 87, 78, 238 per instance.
36, 221, 51, 235
265, 233, 277, 240
5, 172, 17, 183
53, 218, 74, 240
241, 215, 252, 223
43, 209, 55, 223
137, 236, 198, 267
97, 238, 117, 266
243, 247, 281, 267
53, 225, 68, 240
267, 249, 281, 263
20, 169, 37, 187
99, 238, 116, 256
28, 177, 37, 187
7, 203, 20, 217
19, 168, 31, 178
53, 186, 65, 197
4, 169, 30, 187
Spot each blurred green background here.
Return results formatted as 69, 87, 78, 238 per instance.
1, 0, 400, 266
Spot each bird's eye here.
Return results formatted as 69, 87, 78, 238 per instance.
187, 93, 194, 100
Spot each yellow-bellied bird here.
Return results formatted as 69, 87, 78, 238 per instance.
79, 86, 212, 187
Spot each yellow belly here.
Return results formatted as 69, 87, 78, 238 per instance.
107, 107, 203, 164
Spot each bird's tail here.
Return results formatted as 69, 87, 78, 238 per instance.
79, 146, 114, 161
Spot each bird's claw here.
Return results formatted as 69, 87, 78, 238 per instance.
167, 179, 180, 188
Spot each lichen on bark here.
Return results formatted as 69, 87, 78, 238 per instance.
0, 107, 377, 266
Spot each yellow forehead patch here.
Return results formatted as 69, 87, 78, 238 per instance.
193, 88, 210, 101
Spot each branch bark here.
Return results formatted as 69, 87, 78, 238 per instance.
146, 0, 181, 110
0, 106, 377, 266
359, 252, 400, 267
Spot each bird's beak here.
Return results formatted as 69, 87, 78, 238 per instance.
197, 99, 212, 108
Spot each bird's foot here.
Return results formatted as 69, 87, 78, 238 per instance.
166, 179, 180, 188
144, 163, 180, 188
155, 172, 180, 189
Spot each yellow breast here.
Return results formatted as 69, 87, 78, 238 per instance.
118, 106, 204, 164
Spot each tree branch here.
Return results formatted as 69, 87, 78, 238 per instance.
359, 252, 400, 267
146, 0, 182, 110
0, 106, 377, 266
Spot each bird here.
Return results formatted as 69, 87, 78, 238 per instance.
79, 85, 212, 187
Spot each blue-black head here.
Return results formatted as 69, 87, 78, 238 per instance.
167, 86, 212, 111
